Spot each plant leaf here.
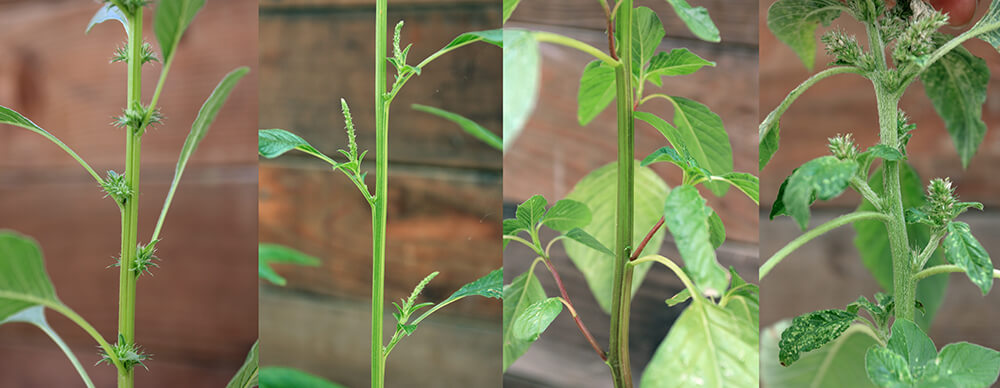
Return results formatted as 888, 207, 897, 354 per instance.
640, 300, 758, 387
972, 0, 1000, 51
563, 161, 669, 313
503, 29, 539, 152
922, 36, 989, 168
936, 342, 1000, 387
782, 156, 857, 230
665, 289, 692, 306
778, 309, 857, 366
2, 306, 94, 388
854, 164, 948, 330
226, 341, 258, 388
440, 268, 503, 304
766, 0, 845, 70
664, 0, 720, 42
629, 7, 666, 80
503, 271, 546, 371
515, 195, 547, 229
503, 0, 521, 23
259, 367, 346, 388
411, 104, 501, 150
662, 185, 728, 296
865, 346, 914, 386
86, 3, 129, 37
258, 129, 324, 159
716, 172, 759, 205
943, 221, 993, 295
0, 231, 60, 321
154, 0, 206, 63
512, 297, 562, 341
762, 321, 879, 388
886, 319, 937, 370
645, 48, 715, 86
440, 29, 503, 51
0, 105, 100, 182
562, 228, 614, 256
577, 60, 617, 126
862, 144, 905, 162
708, 210, 725, 249
258, 244, 320, 286
760, 119, 780, 170
541, 199, 591, 232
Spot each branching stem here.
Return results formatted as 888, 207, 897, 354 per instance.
760, 211, 890, 279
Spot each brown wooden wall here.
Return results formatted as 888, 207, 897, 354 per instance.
0, 0, 259, 386
257, 0, 503, 386
503, 1, 759, 386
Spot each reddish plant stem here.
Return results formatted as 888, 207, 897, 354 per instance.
630, 216, 664, 261
542, 258, 607, 361
606, 11, 619, 61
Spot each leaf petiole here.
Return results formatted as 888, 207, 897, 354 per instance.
761, 211, 891, 279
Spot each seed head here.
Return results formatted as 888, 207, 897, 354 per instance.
828, 134, 859, 161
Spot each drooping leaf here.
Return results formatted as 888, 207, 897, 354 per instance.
512, 297, 562, 341
665, 0, 720, 42
760, 119, 781, 170
541, 199, 591, 232
226, 341, 258, 388
645, 48, 715, 86
854, 164, 949, 330
2, 306, 94, 388
662, 185, 727, 296
922, 36, 989, 168
503, 29, 539, 152
782, 156, 857, 230
577, 60, 617, 126
503, 271, 547, 371
766, 0, 846, 70
258, 244, 320, 286
412, 104, 501, 150
778, 309, 857, 366
717, 172, 759, 205
640, 300, 758, 387
503, 0, 521, 23
515, 195, 547, 229
943, 221, 993, 295
563, 161, 669, 313
764, 321, 878, 388
562, 228, 614, 257
259, 367, 346, 388
86, 3, 129, 37
155, 0, 206, 63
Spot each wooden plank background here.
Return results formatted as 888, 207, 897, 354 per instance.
257, 0, 503, 386
503, 1, 759, 386
759, 0, 1000, 358
0, 0, 259, 386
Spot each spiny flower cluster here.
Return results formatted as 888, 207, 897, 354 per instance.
111, 42, 159, 65
893, 11, 949, 66
896, 110, 916, 153
113, 102, 162, 133
97, 334, 152, 371
821, 30, 876, 71
101, 170, 132, 204
926, 178, 958, 226
828, 134, 859, 161
103, 0, 151, 15
132, 241, 160, 276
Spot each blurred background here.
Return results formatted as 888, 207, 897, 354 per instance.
257, 0, 502, 387
760, 0, 1000, 364
503, 1, 758, 386
0, 0, 258, 387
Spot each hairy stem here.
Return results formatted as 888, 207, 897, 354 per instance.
758, 66, 862, 141
372, 0, 389, 386
914, 264, 1000, 281
876, 89, 914, 322
760, 211, 890, 279
607, 1, 634, 386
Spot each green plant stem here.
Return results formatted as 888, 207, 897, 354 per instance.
876, 90, 914, 323
914, 230, 945, 270
629, 255, 700, 303
607, 1, 634, 386
758, 66, 862, 141
117, 8, 143, 388
372, 0, 389, 387
914, 264, 1000, 281
760, 211, 890, 279
534, 31, 619, 65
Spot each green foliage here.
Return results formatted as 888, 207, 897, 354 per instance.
664, 0, 720, 42
393, 272, 439, 336
779, 156, 857, 230
766, 0, 845, 70
502, 29, 539, 151
503, 271, 546, 371
512, 297, 562, 341
503, 195, 610, 257
258, 244, 320, 287
540, 199, 592, 232
973, 0, 1000, 51
778, 309, 858, 366
87, 3, 129, 36
577, 60, 617, 126
763, 321, 879, 388
943, 222, 993, 295
502, 0, 521, 24
257, 129, 324, 159
922, 37, 989, 168
411, 104, 501, 150
0, 232, 60, 322
662, 185, 727, 296
226, 341, 258, 388
644, 48, 715, 86
439, 268, 503, 303
154, 0, 205, 64
259, 367, 347, 388
625, 7, 666, 80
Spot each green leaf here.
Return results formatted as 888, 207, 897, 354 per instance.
441, 29, 503, 51
629, 7, 666, 80
760, 119, 781, 170
645, 48, 715, 86
885, 320, 936, 370
635, 97, 733, 196
640, 300, 758, 387
778, 309, 857, 366
665, 0, 721, 42
783, 156, 857, 230
226, 341, 258, 388
855, 164, 948, 330
515, 195, 547, 229
0, 232, 59, 322
722, 269, 759, 326
665, 289, 692, 306
541, 199, 591, 232
863, 144, 905, 162
512, 297, 562, 341
943, 222, 993, 295
936, 342, 1000, 387
258, 129, 324, 160
866, 346, 914, 386
577, 60, 617, 126
563, 161, 669, 313
440, 268, 503, 304
86, 3, 129, 37
922, 37, 989, 168
708, 210, 725, 249
562, 228, 614, 256
503, 219, 529, 250
503, 29, 539, 152
662, 185, 728, 296
763, 321, 879, 388
503, 271, 546, 371
259, 367, 346, 388
2, 306, 94, 388
154, 0, 206, 63
0, 105, 100, 182
766, 0, 845, 70
640, 146, 707, 180
411, 104, 501, 150
972, 0, 1000, 51
258, 244, 320, 286
503, 0, 521, 24
716, 172, 759, 205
